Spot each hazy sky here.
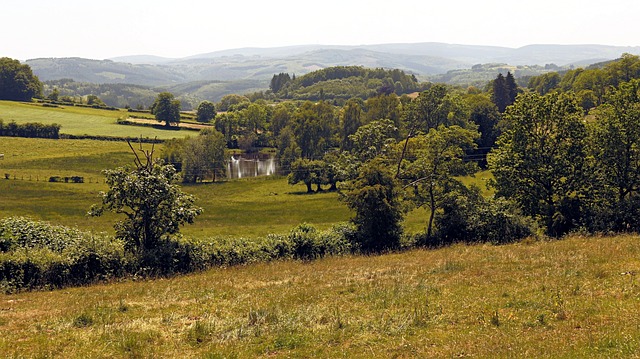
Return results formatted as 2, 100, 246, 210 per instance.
2, 0, 638, 60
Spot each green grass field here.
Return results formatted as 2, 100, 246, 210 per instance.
2, 234, 639, 357
0, 137, 356, 237
0, 100, 193, 140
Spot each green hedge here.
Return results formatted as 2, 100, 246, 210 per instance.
0, 217, 357, 292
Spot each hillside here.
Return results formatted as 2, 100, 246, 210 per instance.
1, 234, 639, 357
26, 43, 640, 103
29, 43, 640, 86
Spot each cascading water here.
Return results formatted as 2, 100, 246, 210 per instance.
226, 153, 277, 179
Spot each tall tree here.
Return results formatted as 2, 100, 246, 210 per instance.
151, 92, 181, 128
270, 73, 292, 93
0, 57, 42, 101
491, 73, 509, 112
489, 92, 589, 236
340, 98, 364, 151
505, 71, 518, 105
341, 158, 404, 252
401, 125, 478, 238
588, 79, 640, 230
291, 101, 337, 159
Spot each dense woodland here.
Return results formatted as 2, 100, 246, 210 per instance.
2, 54, 640, 289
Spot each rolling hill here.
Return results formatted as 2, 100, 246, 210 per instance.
25, 43, 640, 103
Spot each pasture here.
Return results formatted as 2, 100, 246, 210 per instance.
1, 234, 639, 357
0, 100, 193, 140
0, 137, 354, 237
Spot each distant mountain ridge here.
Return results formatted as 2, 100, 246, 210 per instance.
25, 42, 640, 102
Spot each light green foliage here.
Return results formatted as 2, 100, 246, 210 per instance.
403, 84, 472, 134
401, 125, 479, 238
489, 92, 589, 236
587, 79, 640, 230
89, 144, 202, 254
365, 93, 402, 126
291, 101, 337, 159
181, 128, 227, 183
150, 92, 181, 128
348, 119, 398, 163
217, 94, 249, 112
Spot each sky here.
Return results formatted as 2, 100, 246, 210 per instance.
1, 0, 638, 60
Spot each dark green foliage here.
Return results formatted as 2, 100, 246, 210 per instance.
43, 79, 159, 109
270, 73, 292, 93
279, 66, 421, 101
0, 120, 60, 139
196, 101, 217, 123
150, 92, 181, 128
342, 159, 403, 252
430, 186, 532, 247
491, 72, 518, 112
0, 57, 42, 101
287, 158, 324, 193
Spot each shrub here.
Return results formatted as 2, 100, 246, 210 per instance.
423, 186, 533, 247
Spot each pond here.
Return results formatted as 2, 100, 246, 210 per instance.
226, 153, 277, 179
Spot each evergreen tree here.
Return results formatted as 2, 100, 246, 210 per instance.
491, 73, 509, 112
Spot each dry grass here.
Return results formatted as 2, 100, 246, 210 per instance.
1, 234, 640, 357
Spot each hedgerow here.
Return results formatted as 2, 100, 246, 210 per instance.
0, 217, 357, 292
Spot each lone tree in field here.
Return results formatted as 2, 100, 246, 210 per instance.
196, 100, 217, 123
151, 92, 181, 128
89, 141, 202, 254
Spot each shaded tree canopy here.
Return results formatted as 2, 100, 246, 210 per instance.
0, 57, 42, 101
151, 92, 181, 128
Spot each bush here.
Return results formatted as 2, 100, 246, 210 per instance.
420, 187, 533, 247
0, 217, 127, 291
0, 217, 356, 292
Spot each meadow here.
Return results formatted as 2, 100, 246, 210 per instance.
0, 137, 356, 238
2, 103, 640, 357
1, 234, 639, 357
0, 100, 194, 140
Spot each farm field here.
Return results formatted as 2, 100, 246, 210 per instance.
0, 100, 194, 140
0, 137, 355, 237
2, 234, 639, 357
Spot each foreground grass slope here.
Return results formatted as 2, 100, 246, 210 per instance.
1, 235, 639, 358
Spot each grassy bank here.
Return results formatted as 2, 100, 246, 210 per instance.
1, 234, 639, 357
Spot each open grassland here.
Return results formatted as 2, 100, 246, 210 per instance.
1, 235, 639, 357
0, 137, 354, 237
0, 100, 192, 139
